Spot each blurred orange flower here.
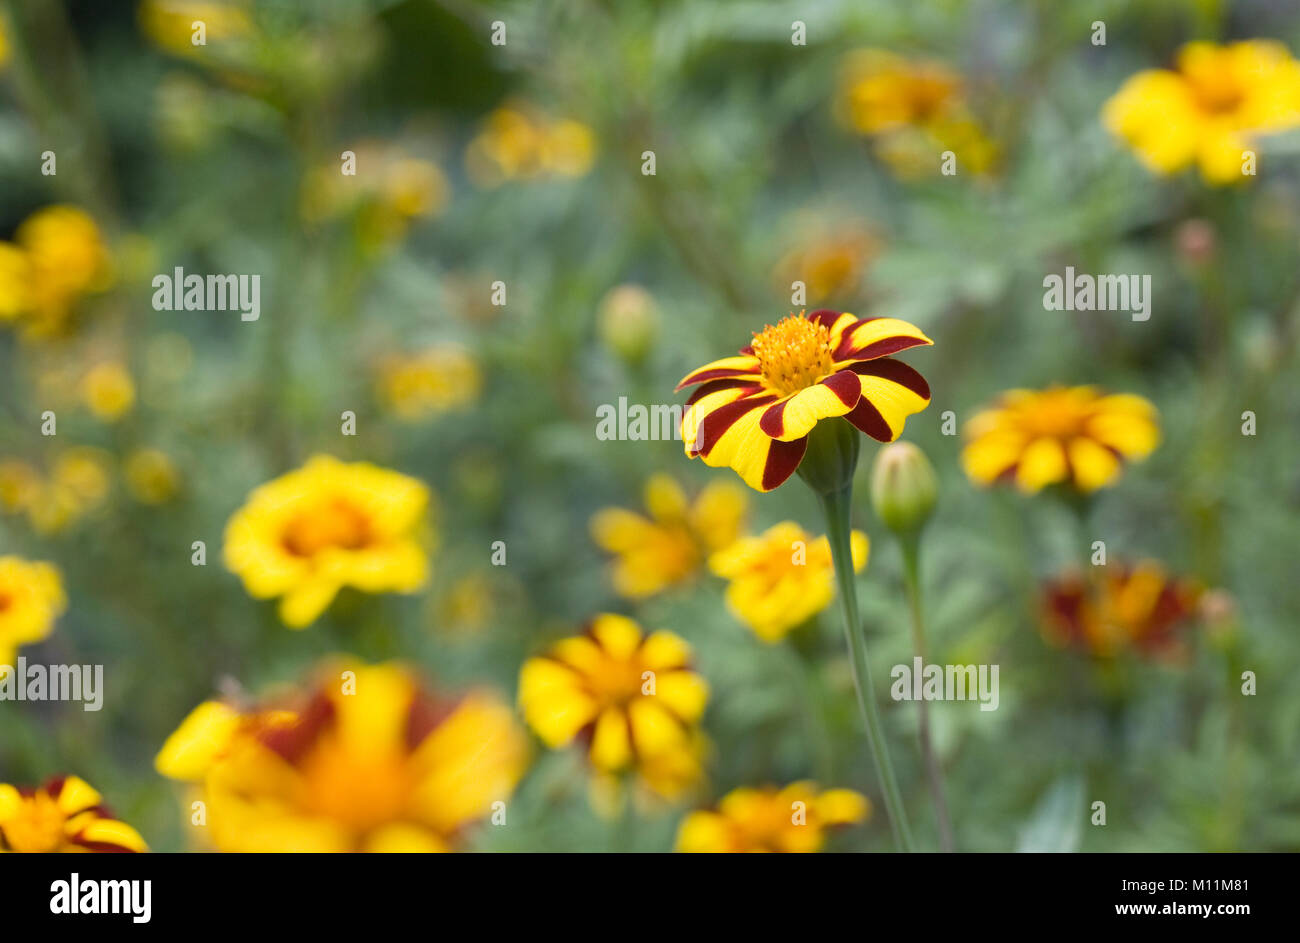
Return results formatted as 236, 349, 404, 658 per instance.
676, 781, 868, 852
0, 776, 147, 853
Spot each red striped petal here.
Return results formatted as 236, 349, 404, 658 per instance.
761, 436, 809, 490
694, 394, 778, 457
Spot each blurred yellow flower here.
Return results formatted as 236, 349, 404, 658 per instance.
466, 104, 596, 186
0, 15, 9, 69
0, 776, 147, 853
0, 460, 39, 512
0, 556, 66, 666
81, 361, 136, 421
518, 614, 709, 794
709, 521, 868, 643
962, 386, 1159, 494
155, 660, 528, 852
777, 226, 877, 306
1104, 40, 1300, 185
376, 345, 480, 420
676, 781, 868, 852
837, 50, 997, 177
678, 310, 932, 492
0, 206, 111, 336
223, 455, 431, 627
590, 474, 747, 599
124, 448, 181, 504
1041, 561, 1204, 659
303, 143, 448, 247
139, 0, 251, 57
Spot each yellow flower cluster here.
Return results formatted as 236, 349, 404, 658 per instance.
0, 556, 65, 666
710, 521, 868, 643
837, 50, 997, 178
1104, 40, 1300, 184
375, 344, 481, 421
466, 104, 596, 186
590, 474, 747, 599
0, 776, 147, 853
302, 143, 449, 248
962, 386, 1159, 494
0, 448, 112, 534
223, 455, 431, 627
676, 781, 868, 852
0, 206, 112, 338
518, 614, 709, 799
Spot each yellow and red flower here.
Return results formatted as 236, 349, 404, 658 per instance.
677, 309, 932, 492
676, 781, 868, 852
0, 776, 147, 853
155, 660, 529, 852
518, 614, 709, 797
1104, 40, 1300, 185
1041, 562, 1204, 659
590, 474, 747, 599
223, 455, 431, 627
962, 386, 1159, 494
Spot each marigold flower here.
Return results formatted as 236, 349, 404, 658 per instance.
1041, 561, 1203, 659
0, 776, 147, 853
124, 448, 181, 504
676, 781, 868, 852
375, 345, 480, 420
709, 521, 868, 643
961, 386, 1159, 494
0, 556, 66, 666
777, 226, 877, 306
465, 104, 596, 186
223, 455, 430, 627
0, 206, 111, 336
1103, 40, 1300, 184
836, 50, 997, 177
676, 309, 932, 492
156, 661, 528, 852
518, 614, 710, 792
590, 474, 747, 599
81, 361, 136, 421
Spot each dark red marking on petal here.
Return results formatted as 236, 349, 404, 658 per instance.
674, 363, 760, 391
695, 394, 777, 456
759, 397, 790, 438
68, 832, 143, 854
848, 357, 931, 400
406, 686, 459, 752
261, 692, 335, 765
844, 396, 892, 441
761, 437, 809, 491
820, 369, 862, 407
685, 378, 762, 406
838, 334, 930, 362
806, 309, 843, 331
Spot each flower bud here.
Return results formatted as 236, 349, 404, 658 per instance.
597, 284, 659, 365
870, 441, 937, 536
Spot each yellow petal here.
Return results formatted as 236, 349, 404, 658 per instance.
1015, 437, 1067, 492
155, 700, 242, 781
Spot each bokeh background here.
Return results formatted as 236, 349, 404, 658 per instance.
1, 0, 1298, 852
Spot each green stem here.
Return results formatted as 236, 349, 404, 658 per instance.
899, 535, 955, 853
816, 485, 915, 852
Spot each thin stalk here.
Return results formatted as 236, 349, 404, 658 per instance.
899, 535, 955, 853
816, 485, 914, 852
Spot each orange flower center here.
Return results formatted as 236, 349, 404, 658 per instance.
751, 315, 835, 395
2, 793, 66, 853
1015, 390, 1094, 439
298, 738, 416, 835
1186, 74, 1247, 116
0, 591, 11, 613
584, 655, 648, 709
282, 499, 371, 557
